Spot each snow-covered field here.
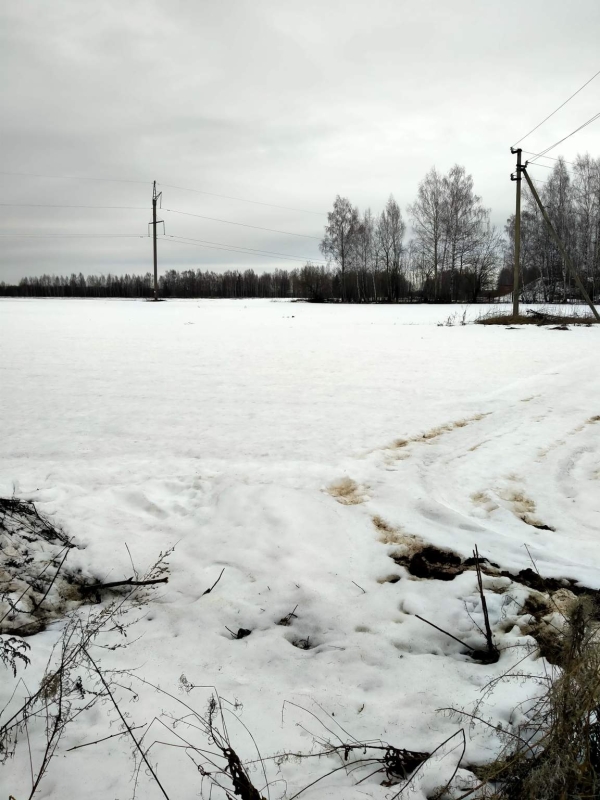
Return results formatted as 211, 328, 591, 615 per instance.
1, 298, 599, 799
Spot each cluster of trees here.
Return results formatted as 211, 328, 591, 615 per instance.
318, 165, 502, 302
501, 155, 600, 302
2, 158, 599, 303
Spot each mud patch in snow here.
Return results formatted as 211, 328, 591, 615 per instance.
326, 477, 369, 505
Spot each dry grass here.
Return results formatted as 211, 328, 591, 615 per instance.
463, 597, 600, 799
372, 515, 407, 545
385, 414, 490, 453
475, 306, 598, 326
326, 477, 368, 505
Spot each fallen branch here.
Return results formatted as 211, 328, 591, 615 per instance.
414, 614, 475, 652
473, 546, 499, 663
79, 577, 168, 596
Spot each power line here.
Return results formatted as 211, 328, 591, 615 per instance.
525, 161, 573, 174
528, 110, 600, 163
512, 67, 600, 147
521, 151, 576, 165
160, 235, 314, 263
162, 207, 321, 240
0, 233, 149, 238
0, 169, 326, 216
0, 203, 147, 210
159, 183, 325, 216
163, 233, 324, 263
0, 170, 150, 185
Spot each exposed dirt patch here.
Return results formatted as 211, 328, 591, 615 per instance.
420, 415, 488, 441
471, 491, 499, 513
373, 520, 423, 565
372, 515, 411, 546
499, 488, 535, 514
492, 487, 556, 530
377, 574, 401, 584
326, 477, 369, 505
402, 546, 464, 581
383, 413, 491, 454
389, 538, 598, 603
521, 516, 556, 531
290, 636, 317, 650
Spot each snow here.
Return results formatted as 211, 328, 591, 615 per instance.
1, 298, 599, 798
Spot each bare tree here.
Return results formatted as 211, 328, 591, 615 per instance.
407, 168, 445, 300
320, 196, 360, 302
376, 195, 406, 301
355, 208, 376, 302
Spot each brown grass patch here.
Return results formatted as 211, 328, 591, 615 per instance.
372, 515, 406, 545
471, 491, 500, 513
499, 488, 536, 515
381, 413, 491, 454
476, 309, 598, 326
326, 477, 368, 505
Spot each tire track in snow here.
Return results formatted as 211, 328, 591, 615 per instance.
350, 357, 600, 585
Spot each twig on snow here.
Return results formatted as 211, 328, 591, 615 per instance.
414, 614, 476, 652
66, 724, 147, 752
202, 568, 225, 596
83, 648, 171, 800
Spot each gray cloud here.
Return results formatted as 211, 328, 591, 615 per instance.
2, 0, 599, 281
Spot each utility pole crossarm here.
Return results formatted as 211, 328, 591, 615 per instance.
522, 167, 600, 322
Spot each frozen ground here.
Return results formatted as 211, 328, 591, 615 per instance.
1, 298, 599, 798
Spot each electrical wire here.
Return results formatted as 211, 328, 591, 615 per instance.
521, 151, 576, 165
162, 207, 321, 239
0, 170, 325, 216
528, 110, 600, 163
512, 67, 600, 147
0, 170, 150, 185
525, 161, 573, 174
0, 233, 149, 238
160, 235, 315, 262
162, 233, 324, 263
0, 203, 147, 210
158, 183, 325, 216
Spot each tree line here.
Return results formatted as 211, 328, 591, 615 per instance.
2, 158, 598, 302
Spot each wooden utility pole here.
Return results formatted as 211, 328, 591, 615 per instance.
522, 166, 600, 322
510, 147, 522, 316
150, 181, 163, 301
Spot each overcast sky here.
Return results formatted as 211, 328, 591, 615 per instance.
1, 0, 599, 282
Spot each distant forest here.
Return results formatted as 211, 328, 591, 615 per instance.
2, 157, 599, 303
